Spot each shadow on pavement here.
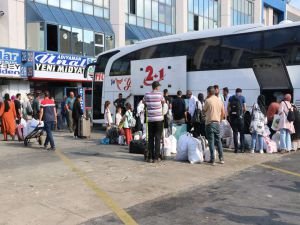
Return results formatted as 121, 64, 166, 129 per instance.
204, 207, 299, 225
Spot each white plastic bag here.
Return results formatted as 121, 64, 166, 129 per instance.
118, 135, 125, 145
263, 126, 271, 137
271, 114, 280, 131
175, 133, 192, 161
168, 135, 177, 154
272, 132, 280, 149
163, 137, 172, 157
204, 149, 217, 162
264, 137, 278, 153
220, 120, 233, 138
188, 137, 204, 164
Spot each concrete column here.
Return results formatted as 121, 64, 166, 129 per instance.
110, 0, 125, 48
220, 0, 231, 27
254, 0, 263, 24
0, 0, 25, 49
175, 0, 188, 33
266, 7, 274, 25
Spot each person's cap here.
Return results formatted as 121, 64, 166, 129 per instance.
152, 81, 161, 89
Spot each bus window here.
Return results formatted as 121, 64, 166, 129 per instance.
201, 45, 220, 70
263, 27, 300, 65
110, 52, 136, 76
221, 32, 262, 69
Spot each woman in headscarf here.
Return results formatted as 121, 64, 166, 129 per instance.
0, 93, 17, 141
278, 94, 295, 153
250, 95, 267, 154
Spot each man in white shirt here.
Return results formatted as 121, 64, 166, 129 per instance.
186, 90, 199, 132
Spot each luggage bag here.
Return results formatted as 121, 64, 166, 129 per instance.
79, 117, 91, 138
129, 140, 147, 154
173, 123, 187, 140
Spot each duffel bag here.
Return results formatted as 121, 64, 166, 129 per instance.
129, 140, 147, 154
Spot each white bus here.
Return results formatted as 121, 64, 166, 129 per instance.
85, 22, 300, 124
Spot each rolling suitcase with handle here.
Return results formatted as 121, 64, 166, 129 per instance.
79, 117, 91, 138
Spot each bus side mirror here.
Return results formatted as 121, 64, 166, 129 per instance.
84, 63, 98, 78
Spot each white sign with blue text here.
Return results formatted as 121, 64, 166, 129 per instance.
0, 48, 23, 78
34, 52, 94, 81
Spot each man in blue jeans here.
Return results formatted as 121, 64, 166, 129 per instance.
203, 86, 225, 166
39, 91, 57, 151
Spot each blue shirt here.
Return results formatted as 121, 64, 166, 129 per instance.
65, 97, 75, 110
229, 95, 246, 106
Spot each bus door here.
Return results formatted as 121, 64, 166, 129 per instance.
92, 73, 104, 122
252, 57, 293, 105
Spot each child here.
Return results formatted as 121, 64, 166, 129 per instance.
104, 100, 113, 129
115, 107, 123, 127
121, 103, 133, 145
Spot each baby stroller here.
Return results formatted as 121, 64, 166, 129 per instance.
22, 119, 44, 147
24, 126, 44, 146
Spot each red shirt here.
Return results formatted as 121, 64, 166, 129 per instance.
267, 102, 280, 122
41, 98, 55, 122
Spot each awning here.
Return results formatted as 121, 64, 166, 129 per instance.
27, 1, 114, 36
125, 24, 170, 41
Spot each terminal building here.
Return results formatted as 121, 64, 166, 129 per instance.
0, 0, 299, 102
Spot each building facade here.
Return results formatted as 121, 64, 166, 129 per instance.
287, 3, 300, 22
0, 0, 296, 100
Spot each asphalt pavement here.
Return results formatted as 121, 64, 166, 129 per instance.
0, 130, 298, 225
83, 152, 300, 225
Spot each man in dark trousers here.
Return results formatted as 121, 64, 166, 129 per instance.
39, 91, 57, 151
228, 88, 246, 153
143, 81, 165, 163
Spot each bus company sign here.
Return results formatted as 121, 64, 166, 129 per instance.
131, 56, 187, 95
0, 48, 28, 78
34, 52, 94, 81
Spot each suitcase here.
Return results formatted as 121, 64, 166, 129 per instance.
79, 117, 91, 138
129, 140, 147, 154
173, 123, 187, 140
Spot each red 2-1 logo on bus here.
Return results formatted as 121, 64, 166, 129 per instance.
143, 65, 165, 86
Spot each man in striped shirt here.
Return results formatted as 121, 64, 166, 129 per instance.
39, 91, 57, 151
143, 81, 165, 163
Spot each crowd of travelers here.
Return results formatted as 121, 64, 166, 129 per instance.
103, 81, 299, 165
1, 83, 299, 165
0, 91, 86, 151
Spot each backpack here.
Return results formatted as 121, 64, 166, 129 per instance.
192, 102, 205, 123
106, 127, 119, 144
230, 96, 242, 119
132, 112, 143, 133
172, 98, 185, 120
283, 101, 295, 122
127, 111, 136, 128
